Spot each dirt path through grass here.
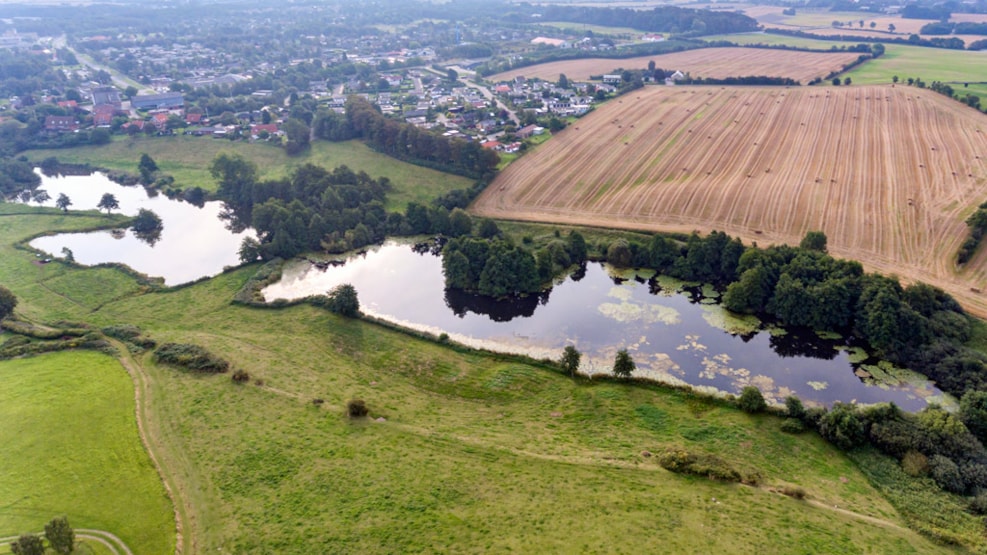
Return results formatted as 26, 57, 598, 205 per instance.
0, 529, 132, 555
110, 340, 190, 555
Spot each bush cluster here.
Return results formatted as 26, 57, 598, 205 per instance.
153, 343, 229, 373
658, 449, 743, 482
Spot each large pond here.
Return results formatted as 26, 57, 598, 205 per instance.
28, 171, 254, 285
263, 240, 951, 410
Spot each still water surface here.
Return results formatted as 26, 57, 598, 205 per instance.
264, 240, 951, 410
29, 171, 253, 285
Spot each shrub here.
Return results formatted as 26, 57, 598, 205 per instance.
327, 284, 360, 317
819, 402, 866, 450
781, 485, 807, 500
0, 284, 16, 321
901, 450, 930, 477
929, 454, 966, 494
780, 418, 806, 434
231, 369, 250, 383
154, 343, 230, 373
312, 398, 324, 406
969, 492, 987, 515
347, 399, 369, 418
738, 386, 767, 413
658, 448, 742, 482
785, 395, 806, 420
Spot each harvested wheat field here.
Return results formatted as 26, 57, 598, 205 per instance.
487, 47, 863, 85
473, 85, 987, 316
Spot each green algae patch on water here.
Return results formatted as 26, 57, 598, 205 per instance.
700, 304, 761, 335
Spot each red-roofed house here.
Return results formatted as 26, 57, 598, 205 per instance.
249, 123, 280, 139
151, 112, 170, 130
92, 104, 117, 127
44, 115, 78, 133
481, 140, 501, 150
185, 112, 203, 124
57, 100, 77, 109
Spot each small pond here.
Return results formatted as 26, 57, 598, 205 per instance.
263, 240, 951, 410
28, 171, 254, 285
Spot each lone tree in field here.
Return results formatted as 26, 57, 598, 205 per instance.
55, 192, 72, 212
138, 152, 158, 183
560, 345, 581, 378
613, 349, 635, 379
738, 386, 767, 413
97, 192, 119, 214
0, 284, 16, 320
799, 231, 828, 253
9, 534, 43, 555
327, 283, 360, 317
44, 516, 74, 555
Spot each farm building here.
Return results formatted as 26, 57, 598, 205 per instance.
132, 92, 185, 110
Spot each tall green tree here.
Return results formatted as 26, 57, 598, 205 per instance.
9, 535, 43, 555
327, 283, 360, 317
799, 230, 828, 253
613, 349, 635, 379
97, 192, 119, 214
44, 516, 74, 555
55, 192, 71, 212
138, 153, 158, 184
210, 152, 258, 206
0, 284, 16, 320
560, 345, 581, 378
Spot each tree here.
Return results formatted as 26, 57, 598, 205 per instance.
45, 516, 74, 555
560, 345, 581, 378
238, 236, 262, 263
558, 73, 569, 89
97, 193, 119, 214
132, 208, 163, 234
124, 85, 138, 98
889, 23, 896, 33
844, 77, 852, 86
613, 349, 635, 378
961, 390, 987, 443
738, 386, 767, 413
31, 189, 50, 205
328, 283, 360, 317
138, 153, 158, 184
892, 75, 899, 84
447, 68, 458, 82
448, 208, 473, 237
832, 77, 841, 86
799, 230, 828, 253
282, 118, 311, 155
55, 192, 71, 212
785, 395, 806, 420
90, 127, 111, 145
0, 284, 16, 320
9, 535, 43, 555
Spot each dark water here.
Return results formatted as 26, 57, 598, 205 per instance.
263, 240, 951, 410
28, 171, 255, 285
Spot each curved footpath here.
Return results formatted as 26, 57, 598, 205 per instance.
109, 339, 193, 555
0, 529, 132, 555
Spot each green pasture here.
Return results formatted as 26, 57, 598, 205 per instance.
0, 154, 982, 551
0, 351, 174, 555
26, 137, 472, 212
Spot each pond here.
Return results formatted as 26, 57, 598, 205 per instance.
28, 171, 254, 285
263, 240, 951, 410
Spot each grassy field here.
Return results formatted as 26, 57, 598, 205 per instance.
0, 351, 174, 554
25, 137, 473, 212
0, 202, 978, 553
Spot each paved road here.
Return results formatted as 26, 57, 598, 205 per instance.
53, 35, 148, 93
462, 77, 520, 126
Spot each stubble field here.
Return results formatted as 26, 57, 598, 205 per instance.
487, 47, 864, 84
473, 85, 987, 316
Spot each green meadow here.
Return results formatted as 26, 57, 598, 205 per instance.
0, 196, 979, 552
0, 351, 174, 554
26, 137, 472, 212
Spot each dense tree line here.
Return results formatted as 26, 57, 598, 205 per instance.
0, 157, 41, 198
679, 76, 799, 86
765, 28, 967, 50
475, 40, 699, 77
211, 154, 393, 259
535, 5, 759, 36
324, 96, 499, 179
441, 229, 587, 298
